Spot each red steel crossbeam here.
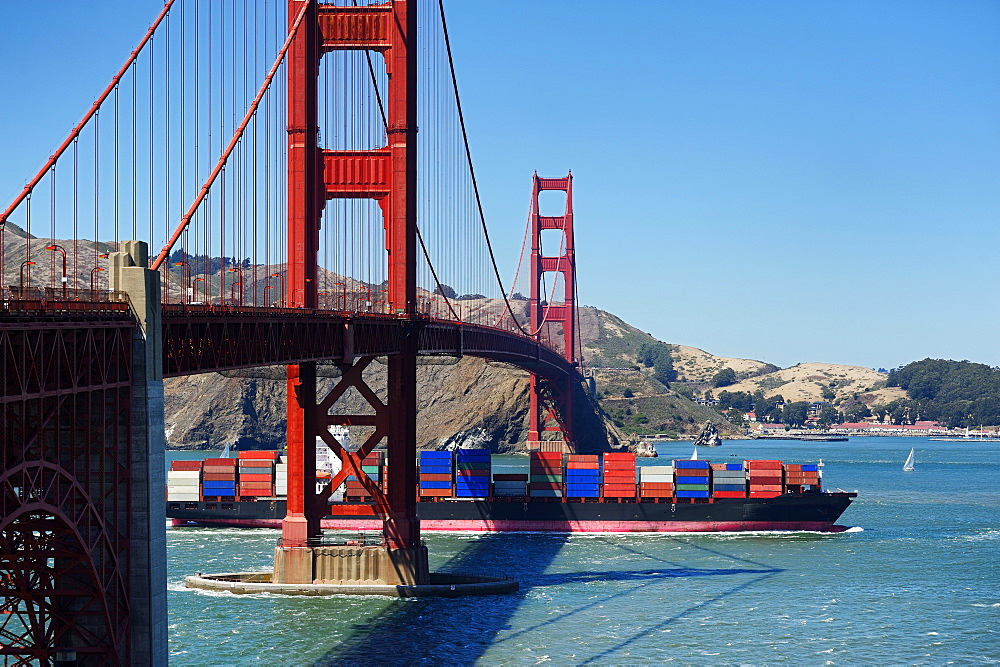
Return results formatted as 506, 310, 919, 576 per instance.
528, 173, 578, 452
283, 0, 419, 550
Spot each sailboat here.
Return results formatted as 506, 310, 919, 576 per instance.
690, 446, 698, 461
902, 448, 915, 472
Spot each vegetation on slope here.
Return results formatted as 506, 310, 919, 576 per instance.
886, 359, 1000, 427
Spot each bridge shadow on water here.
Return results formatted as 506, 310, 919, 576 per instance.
313, 533, 784, 665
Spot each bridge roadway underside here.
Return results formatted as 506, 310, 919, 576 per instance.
161, 307, 578, 381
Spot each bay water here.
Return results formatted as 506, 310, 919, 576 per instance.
166, 436, 999, 664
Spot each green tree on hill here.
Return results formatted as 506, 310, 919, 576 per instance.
638, 342, 676, 387
888, 358, 1000, 427
712, 368, 737, 388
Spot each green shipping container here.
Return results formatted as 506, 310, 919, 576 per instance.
530, 474, 562, 483
675, 483, 710, 491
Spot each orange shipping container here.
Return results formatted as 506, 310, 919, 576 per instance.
640, 482, 675, 490
420, 473, 452, 482
239, 473, 273, 482
749, 484, 782, 492
419, 488, 451, 497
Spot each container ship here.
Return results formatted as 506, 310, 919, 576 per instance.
167, 443, 856, 533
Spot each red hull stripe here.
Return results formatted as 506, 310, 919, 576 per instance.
172, 518, 846, 533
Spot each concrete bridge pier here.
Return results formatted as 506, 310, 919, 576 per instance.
110, 240, 168, 665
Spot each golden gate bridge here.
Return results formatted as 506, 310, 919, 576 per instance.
0, 1, 597, 663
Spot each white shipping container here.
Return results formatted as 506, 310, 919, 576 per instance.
640, 466, 674, 475
167, 494, 200, 501
166, 477, 200, 487
639, 475, 674, 483
168, 470, 201, 479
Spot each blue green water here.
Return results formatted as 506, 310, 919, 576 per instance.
166, 437, 1000, 664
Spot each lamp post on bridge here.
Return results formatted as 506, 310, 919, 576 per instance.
173, 261, 192, 303
227, 267, 244, 305
89, 266, 104, 293
270, 272, 285, 307
19, 261, 36, 290
44, 244, 68, 296
265, 284, 275, 306
334, 281, 346, 310
193, 277, 206, 304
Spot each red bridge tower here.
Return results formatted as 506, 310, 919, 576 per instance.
527, 173, 578, 453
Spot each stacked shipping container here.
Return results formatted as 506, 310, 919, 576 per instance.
275, 455, 288, 497
238, 451, 277, 498
529, 451, 563, 498
711, 462, 747, 498
564, 455, 600, 498
167, 460, 202, 501
202, 458, 237, 499
638, 465, 674, 499
747, 460, 783, 498
783, 463, 820, 491
456, 449, 491, 497
493, 473, 528, 497
346, 451, 383, 501
418, 450, 453, 497
603, 452, 637, 498
674, 460, 711, 498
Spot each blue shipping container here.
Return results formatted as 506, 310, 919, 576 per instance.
418, 481, 452, 490
725, 463, 745, 470
676, 475, 710, 484
802, 464, 819, 472
676, 490, 710, 498
420, 451, 452, 459
712, 483, 746, 492
674, 460, 710, 469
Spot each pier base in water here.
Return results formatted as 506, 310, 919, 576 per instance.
272, 544, 430, 586
185, 569, 517, 598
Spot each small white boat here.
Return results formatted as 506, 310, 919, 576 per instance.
690, 446, 698, 460
902, 448, 915, 472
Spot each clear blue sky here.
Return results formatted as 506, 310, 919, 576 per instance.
2, 2, 998, 370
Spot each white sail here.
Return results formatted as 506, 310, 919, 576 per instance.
902, 448, 915, 472
221, 442, 231, 458
690, 446, 698, 460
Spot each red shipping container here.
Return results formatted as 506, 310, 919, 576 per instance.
239, 473, 273, 482
530, 452, 563, 460
784, 464, 803, 472
170, 461, 203, 470
493, 474, 528, 482
239, 459, 274, 467
604, 469, 636, 477
746, 460, 783, 470
204, 466, 238, 474
603, 483, 637, 493
239, 451, 278, 460
203, 473, 236, 481
712, 490, 747, 498
603, 463, 637, 472
640, 482, 675, 490
749, 490, 782, 498
749, 484, 782, 492
239, 489, 274, 497
566, 462, 600, 469
747, 476, 782, 485
239, 482, 273, 490
640, 490, 674, 498
419, 488, 451, 497
603, 453, 636, 460
420, 473, 452, 482
679, 469, 709, 477
709, 463, 728, 471
567, 455, 598, 463
204, 458, 238, 466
